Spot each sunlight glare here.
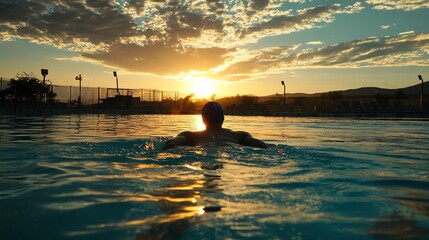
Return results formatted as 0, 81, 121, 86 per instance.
191, 77, 215, 99
194, 115, 206, 131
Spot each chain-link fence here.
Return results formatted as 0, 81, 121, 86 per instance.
0, 78, 10, 91
55, 86, 180, 105
1, 77, 180, 105
53, 85, 100, 105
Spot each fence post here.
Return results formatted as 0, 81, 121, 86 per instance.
69, 85, 72, 107
98, 87, 100, 105
161, 91, 164, 111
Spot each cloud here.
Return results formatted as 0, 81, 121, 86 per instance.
399, 30, 415, 35
0, 0, 363, 76
293, 33, 429, 67
0, 1, 46, 23
250, 0, 270, 11
366, 0, 429, 11
83, 42, 230, 75
6, 0, 420, 83
239, 5, 340, 39
307, 41, 323, 45
213, 33, 429, 81
0, 0, 139, 51
126, 0, 145, 15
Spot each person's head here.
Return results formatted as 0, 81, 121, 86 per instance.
202, 102, 224, 129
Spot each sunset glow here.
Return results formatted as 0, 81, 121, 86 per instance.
191, 78, 216, 99
0, 1, 428, 95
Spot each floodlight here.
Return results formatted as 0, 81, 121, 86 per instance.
41, 69, 48, 76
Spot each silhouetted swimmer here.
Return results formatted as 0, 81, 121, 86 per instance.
163, 101, 268, 150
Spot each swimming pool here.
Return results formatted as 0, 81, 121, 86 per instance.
0, 114, 428, 239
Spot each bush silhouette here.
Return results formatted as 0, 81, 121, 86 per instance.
0, 73, 56, 102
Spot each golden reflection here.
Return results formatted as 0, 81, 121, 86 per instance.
156, 152, 183, 160
185, 164, 198, 170
51, 188, 105, 197
112, 162, 162, 171
91, 206, 209, 230
165, 181, 205, 190
162, 197, 198, 203
220, 161, 320, 196
135, 175, 223, 239
144, 141, 155, 151
194, 115, 205, 131
199, 208, 205, 215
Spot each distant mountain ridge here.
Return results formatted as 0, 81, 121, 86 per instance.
264, 82, 429, 98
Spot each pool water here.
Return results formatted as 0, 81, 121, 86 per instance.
0, 115, 428, 240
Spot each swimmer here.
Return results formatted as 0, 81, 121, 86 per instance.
163, 101, 268, 150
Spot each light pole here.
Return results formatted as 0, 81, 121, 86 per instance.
41, 69, 48, 101
75, 74, 82, 107
418, 75, 424, 115
281, 81, 286, 109
113, 71, 120, 96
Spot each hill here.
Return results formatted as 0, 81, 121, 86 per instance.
264, 82, 429, 98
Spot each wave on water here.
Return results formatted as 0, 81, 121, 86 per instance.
1, 114, 429, 239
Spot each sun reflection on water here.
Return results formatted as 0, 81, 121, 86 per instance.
194, 115, 205, 131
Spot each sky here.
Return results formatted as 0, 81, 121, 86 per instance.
0, 0, 428, 98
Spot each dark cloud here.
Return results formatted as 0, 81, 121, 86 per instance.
218, 34, 429, 78
0, 0, 139, 45
127, 0, 145, 14
0, 0, 232, 75
293, 34, 429, 66
0, 1, 46, 23
241, 5, 338, 37
205, 0, 225, 15
250, 0, 270, 11
4, 0, 414, 80
84, 42, 230, 75
245, 0, 270, 17
136, 0, 225, 46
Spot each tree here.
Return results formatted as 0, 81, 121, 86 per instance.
0, 73, 56, 102
375, 92, 390, 107
181, 93, 195, 111
394, 90, 406, 100
321, 91, 343, 101
241, 95, 257, 106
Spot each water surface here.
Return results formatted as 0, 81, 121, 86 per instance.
0, 115, 428, 239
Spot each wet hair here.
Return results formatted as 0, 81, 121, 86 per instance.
202, 102, 224, 127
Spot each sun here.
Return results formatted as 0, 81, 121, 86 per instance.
191, 78, 216, 99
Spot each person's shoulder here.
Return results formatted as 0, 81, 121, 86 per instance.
228, 130, 253, 142
233, 130, 268, 148
177, 131, 193, 136
178, 130, 204, 137
231, 130, 252, 137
